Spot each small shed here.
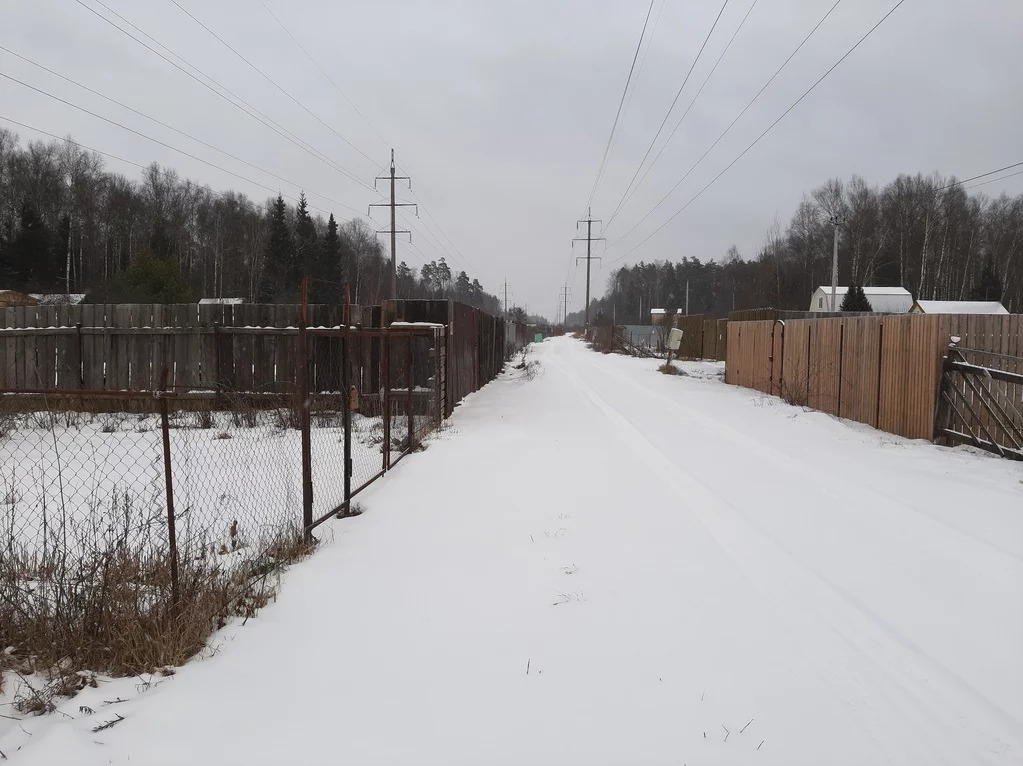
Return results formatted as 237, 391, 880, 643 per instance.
0, 290, 39, 307
809, 286, 913, 313
909, 300, 1008, 315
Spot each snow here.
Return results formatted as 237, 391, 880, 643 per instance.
913, 300, 1010, 315
3, 337, 1022, 765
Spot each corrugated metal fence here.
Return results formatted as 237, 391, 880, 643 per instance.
726, 314, 1023, 442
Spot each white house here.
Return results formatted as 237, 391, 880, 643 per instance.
910, 300, 1008, 315
809, 286, 913, 313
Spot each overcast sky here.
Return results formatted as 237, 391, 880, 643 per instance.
4, 0, 1022, 319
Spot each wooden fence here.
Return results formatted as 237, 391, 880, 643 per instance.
726, 314, 1023, 442
1, 301, 517, 415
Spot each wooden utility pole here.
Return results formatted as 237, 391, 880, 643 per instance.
370, 150, 416, 299
573, 207, 605, 329
829, 214, 845, 311
503, 279, 510, 317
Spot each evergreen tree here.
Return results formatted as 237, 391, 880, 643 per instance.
455, 270, 471, 297
312, 212, 341, 303
396, 261, 416, 297
8, 201, 57, 290
113, 254, 192, 303
840, 284, 873, 311
259, 194, 294, 301
970, 256, 1003, 302
294, 192, 317, 283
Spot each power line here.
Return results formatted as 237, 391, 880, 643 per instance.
608, 0, 760, 228
586, 0, 657, 210
168, 0, 379, 168
604, 0, 731, 228
964, 169, 1023, 191
75, 0, 376, 194
939, 162, 1023, 191
257, 0, 390, 154
251, 1, 478, 276
0, 114, 336, 219
607, 0, 907, 267
607, 0, 843, 251
0, 115, 146, 169
0, 71, 365, 217
0, 47, 363, 216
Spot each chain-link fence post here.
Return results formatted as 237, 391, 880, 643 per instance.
382, 330, 391, 471
342, 327, 352, 515
299, 279, 313, 539
158, 370, 180, 607
407, 333, 414, 449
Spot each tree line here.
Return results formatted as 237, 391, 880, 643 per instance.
568, 172, 1021, 325
0, 128, 502, 313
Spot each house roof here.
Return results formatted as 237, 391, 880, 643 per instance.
198, 297, 244, 305
912, 300, 1008, 315
0, 290, 39, 306
815, 286, 912, 297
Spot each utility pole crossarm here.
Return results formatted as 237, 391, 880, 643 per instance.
573, 207, 606, 330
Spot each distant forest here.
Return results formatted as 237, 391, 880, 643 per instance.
569, 173, 1022, 324
0, 128, 502, 314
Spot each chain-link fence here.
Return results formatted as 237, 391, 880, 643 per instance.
0, 325, 444, 676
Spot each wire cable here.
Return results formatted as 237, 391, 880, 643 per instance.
939, 162, 1023, 191
963, 169, 1023, 191
608, 0, 759, 228
257, 0, 390, 155
168, 0, 379, 168
604, 0, 731, 228
0, 47, 363, 216
0, 72, 363, 216
586, 0, 657, 210
75, 0, 376, 194
606, 0, 907, 267
0, 114, 337, 218
607, 0, 843, 250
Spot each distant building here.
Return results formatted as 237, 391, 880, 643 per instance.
650, 308, 678, 326
29, 293, 86, 306
198, 297, 245, 305
910, 300, 1008, 315
809, 286, 913, 313
0, 290, 39, 307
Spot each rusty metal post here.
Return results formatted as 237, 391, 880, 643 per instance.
407, 333, 414, 450
299, 277, 313, 538
158, 369, 179, 607
341, 323, 352, 515
382, 330, 391, 471
75, 322, 84, 388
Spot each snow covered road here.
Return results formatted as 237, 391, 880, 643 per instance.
6, 336, 1023, 765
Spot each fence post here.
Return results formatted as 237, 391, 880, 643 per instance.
382, 330, 391, 471
299, 278, 313, 539
407, 333, 414, 449
158, 369, 179, 608
75, 322, 84, 388
341, 327, 352, 515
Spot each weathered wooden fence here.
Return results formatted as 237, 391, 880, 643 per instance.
726, 314, 1023, 443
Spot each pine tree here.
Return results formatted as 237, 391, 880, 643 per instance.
312, 212, 341, 303
9, 201, 57, 290
970, 256, 1002, 302
455, 270, 471, 297
840, 284, 873, 312
294, 192, 317, 284
259, 194, 294, 301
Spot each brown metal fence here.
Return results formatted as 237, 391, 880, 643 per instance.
0, 326, 444, 616
726, 313, 1023, 443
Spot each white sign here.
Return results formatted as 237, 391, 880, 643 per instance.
667, 327, 683, 351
